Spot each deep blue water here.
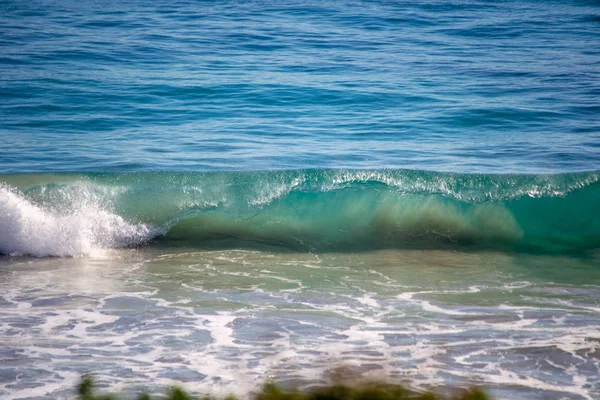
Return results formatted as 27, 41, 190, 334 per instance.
1, 0, 599, 173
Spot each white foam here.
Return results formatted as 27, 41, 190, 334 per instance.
396, 289, 479, 316
0, 184, 153, 257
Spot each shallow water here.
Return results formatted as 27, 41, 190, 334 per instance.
1, 249, 599, 399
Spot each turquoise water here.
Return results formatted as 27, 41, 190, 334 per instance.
1, 1, 600, 399
1, 170, 600, 256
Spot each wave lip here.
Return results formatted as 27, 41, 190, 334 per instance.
0, 184, 152, 257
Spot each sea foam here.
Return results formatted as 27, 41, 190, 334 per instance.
0, 184, 152, 257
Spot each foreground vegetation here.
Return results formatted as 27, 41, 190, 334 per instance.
77, 376, 488, 400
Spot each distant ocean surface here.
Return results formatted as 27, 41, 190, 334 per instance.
1, 1, 599, 400
1, 0, 599, 172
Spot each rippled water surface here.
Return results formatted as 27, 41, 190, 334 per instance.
1, 0, 599, 172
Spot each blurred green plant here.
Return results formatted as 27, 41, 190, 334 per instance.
76, 376, 487, 400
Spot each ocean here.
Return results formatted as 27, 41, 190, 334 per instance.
1, 1, 599, 399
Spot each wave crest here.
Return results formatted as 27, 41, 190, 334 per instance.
1, 170, 599, 256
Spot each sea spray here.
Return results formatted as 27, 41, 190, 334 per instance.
0, 184, 152, 257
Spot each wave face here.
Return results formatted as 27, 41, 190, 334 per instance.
1, 170, 599, 256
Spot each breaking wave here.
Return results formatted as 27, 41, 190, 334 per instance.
0, 169, 599, 256
0, 184, 152, 257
